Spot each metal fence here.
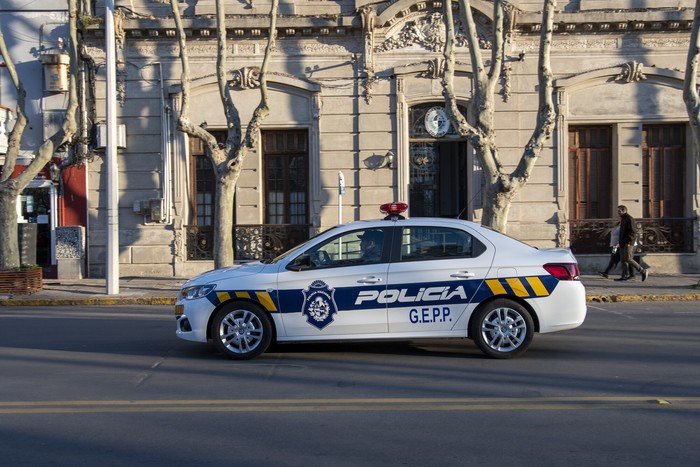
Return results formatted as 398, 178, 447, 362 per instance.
185, 224, 310, 261
569, 218, 695, 254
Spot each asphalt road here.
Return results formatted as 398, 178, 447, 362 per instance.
1, 302, 699, 466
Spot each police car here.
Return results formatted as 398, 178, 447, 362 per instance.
175, 203, 586, 360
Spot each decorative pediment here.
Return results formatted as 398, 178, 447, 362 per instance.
376, 10, 492, 53
554, 63, 683, 90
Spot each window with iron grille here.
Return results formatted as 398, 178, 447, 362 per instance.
642, 124, 685, 218
189, 135, 225, 226
263, 130, 308, 225
568, 126, 612, 220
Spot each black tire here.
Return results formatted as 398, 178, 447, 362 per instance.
470, 298, 534, 359
210, 302, 272, 360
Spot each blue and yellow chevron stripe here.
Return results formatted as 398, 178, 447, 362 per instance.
484, 276, 554, 298
208, 290, 278, 312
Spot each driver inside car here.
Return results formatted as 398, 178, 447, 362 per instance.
359, 230, 383, 263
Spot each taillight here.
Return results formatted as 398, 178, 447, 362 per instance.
544, 263, 580, 281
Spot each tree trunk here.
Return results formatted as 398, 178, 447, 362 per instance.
0, 182, 21, 268
481, 180, 514, 234
213, 172, 237, 269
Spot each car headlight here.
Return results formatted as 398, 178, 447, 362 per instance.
180, 284, 217, 300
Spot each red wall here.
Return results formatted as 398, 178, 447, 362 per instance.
12, 160, 88, 228
58, 165, 87, 227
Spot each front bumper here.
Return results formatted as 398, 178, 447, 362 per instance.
175, 298, 215, 343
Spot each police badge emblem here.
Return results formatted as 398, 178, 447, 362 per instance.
302, 280, 338, 330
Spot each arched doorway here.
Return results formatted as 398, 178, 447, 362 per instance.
408, 103, 470, 219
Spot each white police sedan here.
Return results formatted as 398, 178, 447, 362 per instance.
175, 203, 586, 360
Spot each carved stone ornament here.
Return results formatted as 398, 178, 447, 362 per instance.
359, 5, 377, 104
229, 66, 261, 89
501, 63, 512, 102
424, 57, 445, 79
377, 12, 491, 53
378, 12, 448, 53
616, 61, 647, 83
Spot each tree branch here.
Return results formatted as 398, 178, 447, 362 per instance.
511, 0, 556, 187
684, 0, 700, 168
442, 1, 477, 138
457, 0, 487, 92
216, 0, 241, 151
240, 0, 278, 152
0, 28, 28, 183
170, 0, 221, 163
486, 0, 505, 95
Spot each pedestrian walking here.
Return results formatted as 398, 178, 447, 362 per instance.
615, 205, 648, 282
599, 223, 620, 279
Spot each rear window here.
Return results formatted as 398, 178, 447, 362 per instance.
399, 226, 486, 262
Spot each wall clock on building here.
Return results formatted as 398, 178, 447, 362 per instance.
424, 106, 451, 137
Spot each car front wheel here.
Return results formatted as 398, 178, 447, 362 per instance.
471, 299, 534, 359
210, 302, 272, 360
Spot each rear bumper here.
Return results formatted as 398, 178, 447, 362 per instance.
528, 281, 587, 333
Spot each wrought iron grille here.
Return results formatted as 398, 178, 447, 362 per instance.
186, 224, 310, 261
569, 218, 696, 254
185, 225, 214, 260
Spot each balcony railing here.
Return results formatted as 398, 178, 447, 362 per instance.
569, 218, 696, 254
185, 224, 311, 262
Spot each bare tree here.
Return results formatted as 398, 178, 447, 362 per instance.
683, 0, 700, 287
684, 0, 700, 171
0, 0, 79, 271
169, 0, 278, 268
442, 0, 556, 233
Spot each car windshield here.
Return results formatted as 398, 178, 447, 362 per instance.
266, 225, 340, 264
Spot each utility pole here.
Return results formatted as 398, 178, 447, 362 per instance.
338, 171, 345, 225
105, 0, 119, 294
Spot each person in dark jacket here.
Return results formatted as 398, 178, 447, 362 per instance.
615, 205, 648, 281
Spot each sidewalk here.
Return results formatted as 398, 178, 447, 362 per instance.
0, 277, 185, 306
1, 274, 699, 306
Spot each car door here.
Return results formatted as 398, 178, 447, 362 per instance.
386, 224, 495, 335
276, 227, 392, 338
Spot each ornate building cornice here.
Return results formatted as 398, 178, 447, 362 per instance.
515, 9, 694, 34
82, 4, 695, 42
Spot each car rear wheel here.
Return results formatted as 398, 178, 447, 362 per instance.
471, 299, 534, 359
210, 302, 272, 360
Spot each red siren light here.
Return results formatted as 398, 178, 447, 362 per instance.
380, 202, 408, 220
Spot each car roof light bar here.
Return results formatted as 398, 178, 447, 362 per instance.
380, 202, 408, 220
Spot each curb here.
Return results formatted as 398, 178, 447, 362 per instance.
586, 294, 700, 303
0, 296, 176, 307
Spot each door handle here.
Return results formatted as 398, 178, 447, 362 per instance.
357, 276, 383, 284
450, 271, 476, 278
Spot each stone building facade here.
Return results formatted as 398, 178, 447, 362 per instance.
3, 0, 699, 277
